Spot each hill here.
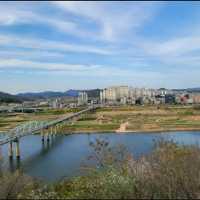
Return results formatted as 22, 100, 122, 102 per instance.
17, 89, 100, 100
17, 91, 68, 100
0, 92, 26, 103
17, 90, 80, 100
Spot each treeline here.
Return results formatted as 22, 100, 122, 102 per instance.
1, 139, 200, 199
0, 92, 26, 103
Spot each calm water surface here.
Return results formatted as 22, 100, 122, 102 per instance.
1, 131, 200, 182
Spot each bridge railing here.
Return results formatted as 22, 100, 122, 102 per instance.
0, 120, 50, 144
0, 105, 99, 145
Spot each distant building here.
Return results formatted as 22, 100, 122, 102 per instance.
155, 95, 165, 104
157, 88, 173, 96
52, 99, 59, 109
158, 88, 167, 96
100, 90, 104, 104
87, 86, 195, 105
68, 103, 77, 108
135, 97, 143, 105
101, 86, 129, 103
52, 98, 64, 109
187, 98, 193, 104
120, 97, 127, 105
192, 95, 200, 104
78, 91, 88, 106
38, 101, 49, 107
165, 94, 176, 104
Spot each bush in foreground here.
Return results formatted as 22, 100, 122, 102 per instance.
51, 140, 200, 199
2, 139, 200, 199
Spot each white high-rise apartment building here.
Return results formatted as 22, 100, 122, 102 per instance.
100, 86, 158, 104
101, 86, 129, 102
78, 91, 88, 105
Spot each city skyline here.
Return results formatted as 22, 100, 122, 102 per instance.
2, 85, 199, 96
1, 1, 200, 93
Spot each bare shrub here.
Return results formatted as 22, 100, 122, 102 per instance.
2, 138, 200, 199
144, 140, 200, 199
57, 139, 200, 199
87, 138, 130, 168
0, 170, 35, 199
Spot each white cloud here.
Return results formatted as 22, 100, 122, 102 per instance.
132, 34, 200, 68
149, 36, 200, 57
0, 49, 65, 59
53, 1, 162, 42
0, 34, 112, 55
0, 58, 99, 71
0, 1, 162, 54
0, 9, 29, 25
0, 58, 163, 82
0, 3, 98, 40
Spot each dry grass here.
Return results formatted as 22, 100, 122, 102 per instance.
61, 105, 200, 133
2, 105, 200, 133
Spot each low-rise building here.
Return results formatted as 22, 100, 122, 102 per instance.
192, 94, 200, 104
165, 94, 176, 104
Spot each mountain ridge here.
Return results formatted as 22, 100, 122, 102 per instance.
0, 92, 29, 103
1, 87, 200, 103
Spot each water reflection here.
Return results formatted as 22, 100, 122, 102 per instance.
9, 158, 15, 172
14, 136, 64, 172
16, 158, 20, 170
1, 131, 200, 181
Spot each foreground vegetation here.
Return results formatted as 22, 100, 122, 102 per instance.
1, 139, 200, 199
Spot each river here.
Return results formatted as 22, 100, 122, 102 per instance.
1, 131, 200, 182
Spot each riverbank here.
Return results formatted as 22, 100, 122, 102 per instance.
62, 127, 200, 135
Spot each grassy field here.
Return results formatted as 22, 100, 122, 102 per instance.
1, 105, 200, 133
62, 105, 200, 133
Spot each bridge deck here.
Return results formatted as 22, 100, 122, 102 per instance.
0, 105, 99, 145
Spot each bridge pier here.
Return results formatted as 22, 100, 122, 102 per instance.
60, 124, 62, 131
8, 139, 20, 160
41, 129, 45, 142
42, 135, 45, 142
54, 126, 57, 136
56, 125, 59, 133
48, 127, 51, 141
8, 142, 13, 159
51, 127, 54, 137
47, 132, 50, 142
15, 139, 20, 159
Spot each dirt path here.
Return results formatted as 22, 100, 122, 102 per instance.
116, 121, 129, 133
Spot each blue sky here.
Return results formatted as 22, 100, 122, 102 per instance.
0, 1, 200, 94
